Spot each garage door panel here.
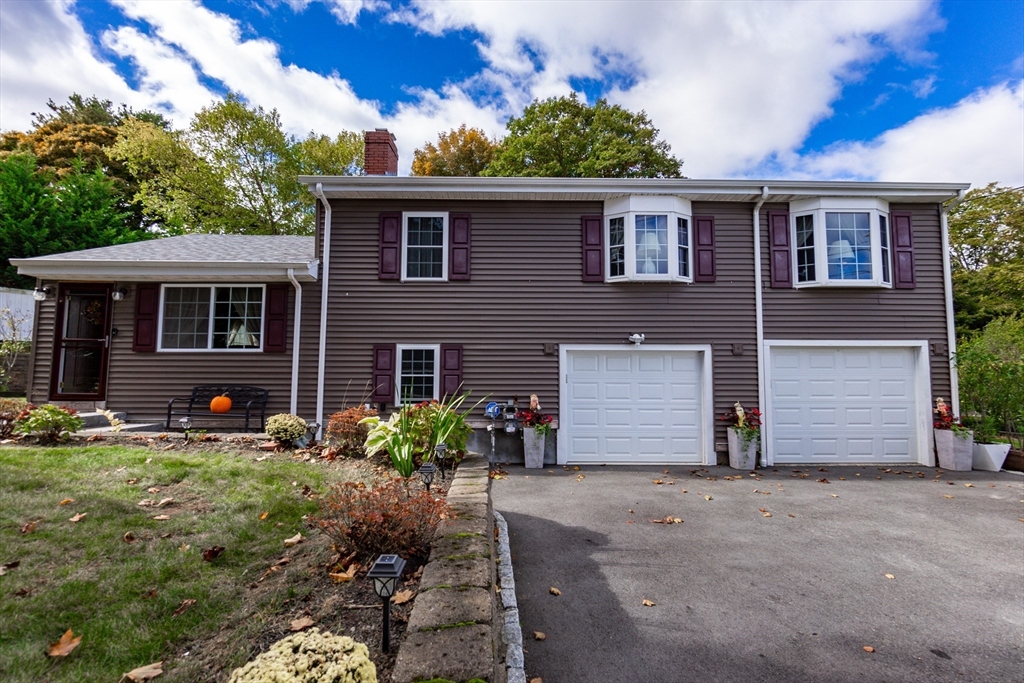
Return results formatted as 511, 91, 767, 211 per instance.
565, 349, 704, 464
771, 346, 918, 464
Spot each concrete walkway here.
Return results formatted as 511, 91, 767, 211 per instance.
493, 465, 1024, 682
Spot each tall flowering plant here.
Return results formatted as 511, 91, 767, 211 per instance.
720, 402, 761, 448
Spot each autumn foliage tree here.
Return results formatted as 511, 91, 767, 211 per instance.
411, 124, 497, 176
483, 93, 682, 178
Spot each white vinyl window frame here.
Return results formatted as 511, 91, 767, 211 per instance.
790, 198, 893, 289
395, 343, 441, 404
603, 195, 693, 283
401, 212, 449, 282
156, 284, 266, 352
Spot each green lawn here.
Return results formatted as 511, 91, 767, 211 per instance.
0, 445, 350, 682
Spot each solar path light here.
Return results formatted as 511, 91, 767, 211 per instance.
418, 462, 436, 492
367, 554, 406, 652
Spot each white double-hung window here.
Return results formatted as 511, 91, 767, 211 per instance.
159, 285, 264, 351
790, 198, 892, 288
604, 196, 692, 282
402, 212, 448, 281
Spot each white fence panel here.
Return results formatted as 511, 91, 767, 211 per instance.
0, 287, 36, 340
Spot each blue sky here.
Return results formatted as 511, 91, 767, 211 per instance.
1, 0, 1021, 186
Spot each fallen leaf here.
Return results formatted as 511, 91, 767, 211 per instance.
152, 515, 170, 521
178, 544, 190, 552
156, 498, 174, 507
884, 573, 895, 579
549, 587, 561, 596
653, 479, 664, 485
964, 483, 974, 488
533, 631, 546, 640
0, 561, 19, 576
529, 678, 543, 683
86, 434, 104, 442
290, 616, 315, 631
137, 499, 155, 507
124, 531, 136, 543
329, 564, 359, 583
830, 494, 839, 498
628, 509, 634, 514
259, 512, 269, 520
58, 498, 74, 506
763, 512, 772, 517
642, 598, 655, 607
202, 546, 225, 562
788, 514, 796, 518
573, 466, 580, 471
863, 646, 875, 653
391, 589, 415, 605
147, 487, 160, 494
944, 495, 954, 499
650, 516, 683, 524
20, 521, 36, 534
145, 458, 152, 464
119, 661, 163, 682
817, 478, 830, 484
125, 478, 139, 485
283, 533, 304, 547
141, 589, 157, 599
48, 629, 82, 657
704, 495, 713, 501
172, 599, 196, 617
69, 513, 87, 523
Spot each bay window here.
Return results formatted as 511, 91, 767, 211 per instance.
791, 198, 892, 288
604, 196, 693, 282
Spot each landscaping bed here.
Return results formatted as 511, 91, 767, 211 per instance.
0, 442, 453, 682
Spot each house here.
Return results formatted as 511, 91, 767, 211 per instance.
13, 129, 969, 467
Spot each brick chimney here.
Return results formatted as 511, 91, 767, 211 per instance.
364, 128, 398, 176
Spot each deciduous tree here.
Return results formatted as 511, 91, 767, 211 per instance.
411, 125, 496, 176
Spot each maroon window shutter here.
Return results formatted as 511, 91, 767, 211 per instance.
371, 344, 397, 403
263, 284, 288, 353
693, 216, 717, 282
132, 283, 159, 352
768, 211, 792, 288
439, 344, 464, 398
892, 212, 916, 289
449, 214, 472, 280
581, 215, 603, 281
379, 212, 402, 280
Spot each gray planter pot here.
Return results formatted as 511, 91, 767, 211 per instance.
727, 427, 758, 470
934, 429, 974, 471
523, 427, 546, 469
972, 443, 1011, 472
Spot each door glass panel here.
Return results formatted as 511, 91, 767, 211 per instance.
63, 294, 106, 339
59, 344, 103, 394
58, 292, 108, 396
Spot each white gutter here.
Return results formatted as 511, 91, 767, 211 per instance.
941, 189, 967, 416
313, 182, 331, 439
286, 268, 302, 417
752, 186, 769, 466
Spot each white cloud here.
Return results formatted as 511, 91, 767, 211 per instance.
791, 80, 1024, 187
282, 0, 386, 25
0, 0, 140, 130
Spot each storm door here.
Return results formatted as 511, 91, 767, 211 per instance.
50, 284, 112, 400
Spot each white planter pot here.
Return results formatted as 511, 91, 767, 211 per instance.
934, 429, 974, 471
523, 427, 546, 469
727, 427, 758, 470
972, 443, 1011, 472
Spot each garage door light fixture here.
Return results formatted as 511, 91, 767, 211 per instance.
628, 333, 645, 346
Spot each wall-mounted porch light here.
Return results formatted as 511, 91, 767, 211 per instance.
33, 286, 53, 301
111, 288, 128, 302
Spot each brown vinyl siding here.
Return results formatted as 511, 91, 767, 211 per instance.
317, 199, 761, 448
27, 283, 57, 405
760, 202, 951, 399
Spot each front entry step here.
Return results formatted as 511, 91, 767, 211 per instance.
77, 411, 127, 429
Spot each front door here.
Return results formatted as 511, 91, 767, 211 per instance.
50, 284, 112, 400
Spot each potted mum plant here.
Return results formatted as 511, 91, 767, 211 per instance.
722, 402, 760, 470
517, 394, 552, 469
933, 398, 974, 471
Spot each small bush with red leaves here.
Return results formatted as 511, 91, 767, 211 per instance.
313, 478, 449, 562
0, 397, 28, 438
325, 406, 378, 457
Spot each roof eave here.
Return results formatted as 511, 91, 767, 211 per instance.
12, 259, 320, 282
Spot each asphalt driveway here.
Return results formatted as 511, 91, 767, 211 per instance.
492, 465, 1024, 682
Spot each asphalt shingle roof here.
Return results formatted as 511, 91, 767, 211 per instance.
28, 234, 315, 263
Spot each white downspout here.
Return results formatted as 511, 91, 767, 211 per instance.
313, 182, 331, 438
941, 189, 966, 417
286, 268, 302, 416
752, 186, 769, 466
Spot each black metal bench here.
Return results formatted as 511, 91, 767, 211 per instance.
166, 385, 269, 432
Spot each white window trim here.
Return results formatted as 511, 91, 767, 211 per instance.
790, 198, 892, 289
156, 284, 266, 353
395, 344, 441, 403
605, 212, 693, 283
401, 212, 449, 282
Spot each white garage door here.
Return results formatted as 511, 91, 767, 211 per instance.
563, 349, 704, 464
769, 346, 920, 464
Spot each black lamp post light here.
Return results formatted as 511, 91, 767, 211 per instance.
434, 442, 448, 480
418, 462, 436, 492
367, 554, 406, 652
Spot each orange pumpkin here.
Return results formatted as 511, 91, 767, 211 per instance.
210, 394, 232, 413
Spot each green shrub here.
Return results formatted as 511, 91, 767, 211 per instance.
956, 315, 1024, 445
266, 413, 307, 445
314, 478, 449, 562
13, 404, 84, 441
228, 628, 376, 683
0, 397, 28, 438
325, 406, 378, 457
